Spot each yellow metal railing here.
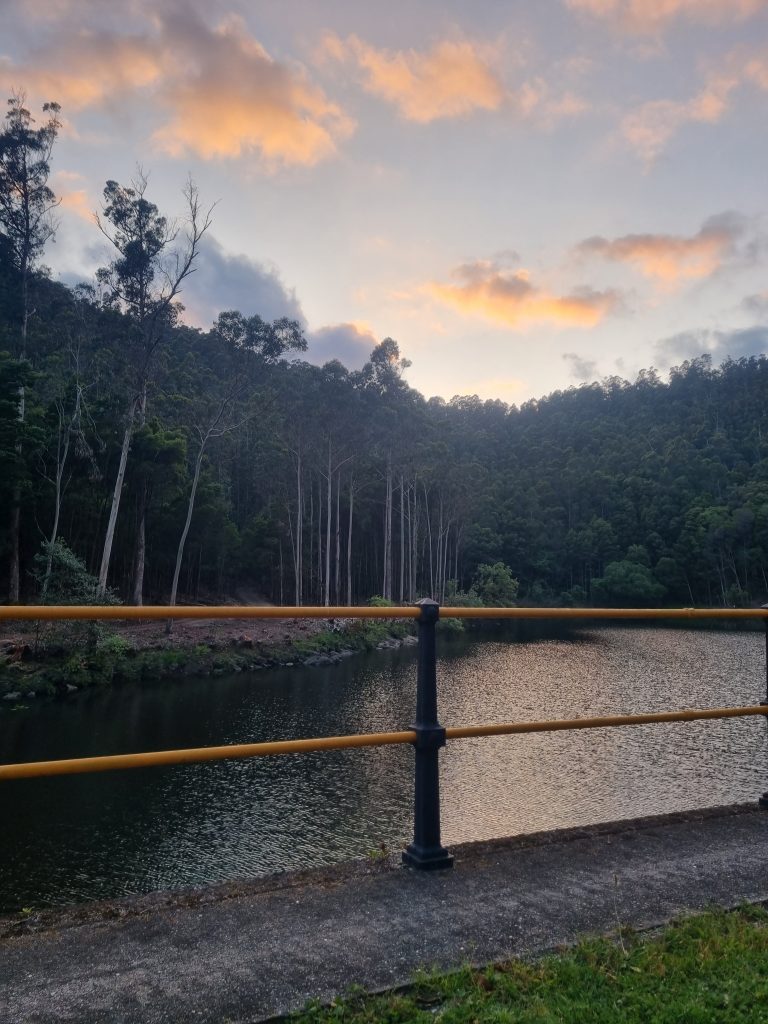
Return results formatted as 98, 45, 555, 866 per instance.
2, 602, 768, 870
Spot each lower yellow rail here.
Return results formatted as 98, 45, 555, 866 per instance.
0, 730, 418, 780
445, 704, 768, 739
2, 705, 766, 781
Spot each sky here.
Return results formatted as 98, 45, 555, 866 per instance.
2, 0, 768, 404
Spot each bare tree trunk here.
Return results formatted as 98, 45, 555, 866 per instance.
423, 482, 434, 598
399, 474, 404, 603
131, 386, 148, 605
41, 390, 83, 601
8, 265, 30, 603
346, 473, 354, 606
324, 441, 332, 606
279, 539, 284, 605
317, 475, 323, 603
382, 455, 392, 600
309, 480, 314, 602
166, 440, 205, 634
98, 394, 138, 596
292, 449, 303, 604
334, 469, 341, 605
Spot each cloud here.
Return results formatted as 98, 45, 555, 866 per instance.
565, 0, 764, 33
745, 56, 768, 90
427, 260, 622, 329
319, 33, 589, 126
154, 15, 353, 164
0, 12, 353, 168
181, 236, 305, 329
53, 170, 97, 224
576, 212, 749, 283
742, 291, 768, 315
0, 32, 163, 109
319, 34, 506, 122
620, 73, 738, 164
563, 352, 599, 380
307, 322, 377, 369
654, 324, 768, 366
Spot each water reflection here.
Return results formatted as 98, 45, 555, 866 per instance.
0, 627, 766, 911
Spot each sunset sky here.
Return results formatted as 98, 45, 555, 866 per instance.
2, 0, 768, 403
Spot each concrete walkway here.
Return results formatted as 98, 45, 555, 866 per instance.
2, 804, 768, 1023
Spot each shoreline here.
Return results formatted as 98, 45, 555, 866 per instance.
0, 612, 762, 707
0, 614, 417, 705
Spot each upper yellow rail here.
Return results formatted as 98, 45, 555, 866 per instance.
0, 605, 767, 620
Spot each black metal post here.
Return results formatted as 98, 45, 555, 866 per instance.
402, 598, 454, 870
759, 606, 768, 810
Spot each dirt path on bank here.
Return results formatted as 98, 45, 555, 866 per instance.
0, 608, 331, 654
2, 804, 768, 1023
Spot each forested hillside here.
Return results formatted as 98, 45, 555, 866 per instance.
2, 96, 768, 611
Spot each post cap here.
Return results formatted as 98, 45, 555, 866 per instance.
415, 597, 440, 622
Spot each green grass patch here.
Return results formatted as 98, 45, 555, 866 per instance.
292, 906, 768, 1023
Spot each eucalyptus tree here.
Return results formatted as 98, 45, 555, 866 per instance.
0, 93, 61, 600
94, 170, 213, 600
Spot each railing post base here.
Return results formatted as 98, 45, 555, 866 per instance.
758, 793, 768, 810
402, 845, 454, 871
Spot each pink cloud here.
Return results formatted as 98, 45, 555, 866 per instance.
565, 0, 764, 33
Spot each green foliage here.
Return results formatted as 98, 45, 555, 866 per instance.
4, 109, 768, 612
592, 560, 666, 607
292, 906, 768, 1023
471, 562, 519, 607
32, 539, 118, 606
30, 539, 120, 651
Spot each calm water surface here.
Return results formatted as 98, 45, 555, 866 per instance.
1, 626, 766, 911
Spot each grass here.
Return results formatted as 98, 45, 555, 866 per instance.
292, 906, 768, 1023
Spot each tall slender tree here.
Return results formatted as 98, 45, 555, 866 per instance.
95, 170, 213, 600
0, 93, 60, 600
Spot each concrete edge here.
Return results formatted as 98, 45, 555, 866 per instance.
1, 801, 762, 942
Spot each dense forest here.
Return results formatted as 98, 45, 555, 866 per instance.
2, 94, 768, 612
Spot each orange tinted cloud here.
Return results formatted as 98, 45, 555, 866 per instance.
620, 73, 737, 163
745, 56, 768, 89
0, 33, 162, 109
428, 261, 621, 328
0, 13, 352, 168
566, 0, 764, 32
576, 213, 746, 282
155, 16, 353, 164
321, 34, 505, 122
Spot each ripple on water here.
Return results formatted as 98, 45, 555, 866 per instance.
1, 626, 766, 910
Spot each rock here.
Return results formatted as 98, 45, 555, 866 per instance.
65, 684, 79, 693
402, 635, 418, 646
2, 692, 21, 701
336, 650, 356, 658
303, 654, 334, 667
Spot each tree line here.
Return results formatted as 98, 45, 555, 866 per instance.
2, 93, 768, 611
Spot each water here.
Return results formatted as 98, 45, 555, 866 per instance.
1, 626, 766, 911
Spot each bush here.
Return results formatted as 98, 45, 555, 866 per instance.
30, 539, 121, 652
471, 562, 519, 607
